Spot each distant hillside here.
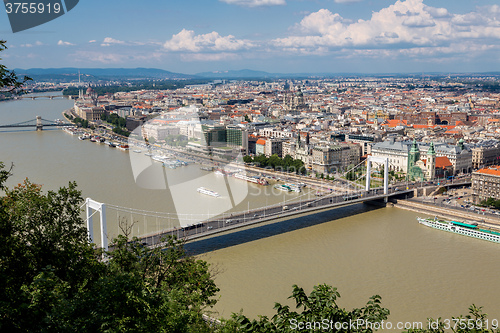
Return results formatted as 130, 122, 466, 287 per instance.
14, 67, 195, 81
194, 69, 358, 79
195, 69, 282, 79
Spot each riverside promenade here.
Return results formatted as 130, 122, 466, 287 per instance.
393, 199, 500, 230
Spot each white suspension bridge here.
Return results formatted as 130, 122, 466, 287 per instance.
86, 156, 457, 250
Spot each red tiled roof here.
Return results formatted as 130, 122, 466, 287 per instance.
412, 124, 431, 129
385, 119, 407, 127
256, 139, 266, 145
435, 156, 452, 169
476, 166, 500, 176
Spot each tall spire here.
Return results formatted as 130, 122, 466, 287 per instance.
427, 142, 436, 155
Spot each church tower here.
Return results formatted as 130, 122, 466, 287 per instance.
427, 142, 436, 180
408, 138, 420, 171
457, 138, 465, 151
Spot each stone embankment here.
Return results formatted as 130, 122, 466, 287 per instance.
393, 199, 500, 227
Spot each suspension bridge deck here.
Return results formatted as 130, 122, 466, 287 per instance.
138, 188, 414, 248
134, 181, 470, 248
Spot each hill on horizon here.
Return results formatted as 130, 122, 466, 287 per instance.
14, 67, 195, 81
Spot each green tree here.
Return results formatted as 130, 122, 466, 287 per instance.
224, 284, 389, 333
268, 154, 282, 169
253, 154, 269, 167
0, 173, 102, 331
243, 155, 253, 164
0, 163, 219, 332
0, 41, 31, 92
283, 155, 293, 169
404, 305, 497, 333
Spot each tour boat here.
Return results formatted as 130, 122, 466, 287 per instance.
234, 173, 269, 185
152, 155, 168, 163
417, 217, 500, 243
197, 187, 220, 197
274, 184, 292, 192
286, 183, 302, 192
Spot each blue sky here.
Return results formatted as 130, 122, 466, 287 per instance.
1, 0, 500, 74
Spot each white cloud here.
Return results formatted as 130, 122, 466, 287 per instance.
333, 0, 362, 3
163, 29, 250, 52
35, 41, 43, 46
72, 51, 128, 64
101, 37, 126, 46
57, 40, 75, 46
89, 40, 96, 43
219, 0, 285, 7
273, 0, 500, 54
181, 52, 240, 62
424, 6, 449, 18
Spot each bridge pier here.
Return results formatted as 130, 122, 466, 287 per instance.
86, 198, 108, 251
366, 156, 389, 195
36, 116, 43, 131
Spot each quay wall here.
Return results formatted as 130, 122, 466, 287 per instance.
393, 199, 500, 226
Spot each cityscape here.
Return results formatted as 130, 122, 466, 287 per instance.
2, 0, 500, 331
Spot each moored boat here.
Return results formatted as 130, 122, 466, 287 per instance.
274, 184, 292, 192
152, 155, 168, 163
234, 173, 269, 185
417, 217, 500, 243
286, 183, 302, 192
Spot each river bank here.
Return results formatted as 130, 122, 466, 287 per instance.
393, 199, 500, 229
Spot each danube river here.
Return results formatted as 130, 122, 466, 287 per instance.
1, 94, 500, 327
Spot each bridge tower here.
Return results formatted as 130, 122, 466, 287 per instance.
365, 156, 389, 195
86, 198, 108, 251
35, 116, 43, 131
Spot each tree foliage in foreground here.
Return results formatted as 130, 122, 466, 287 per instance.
0, 40, 31, 92
0, 162, 218, 332
220, 284, 390, 333
0, 160, 497, 333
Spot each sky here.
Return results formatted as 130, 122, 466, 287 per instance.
1, 0, 500, 74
